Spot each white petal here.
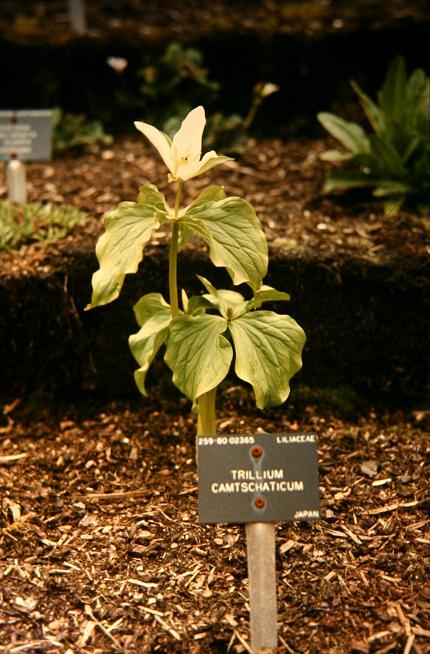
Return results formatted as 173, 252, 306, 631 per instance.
134, 121, 173, 172
171, 106, 205, 164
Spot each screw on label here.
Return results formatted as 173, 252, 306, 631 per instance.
251, 446, 263, 459
254, 496, 266, 509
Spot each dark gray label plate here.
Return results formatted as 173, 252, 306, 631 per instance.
198, 433, 320, 524
0, 110, 53, 161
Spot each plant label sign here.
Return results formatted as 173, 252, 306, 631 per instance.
198, 433, 320, 524
0, 110, 53, 161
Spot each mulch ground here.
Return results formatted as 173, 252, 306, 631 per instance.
2, 0, 428, 43
0, 118, 429, 653
0, 395, 429, 654
1, 134, 429, 277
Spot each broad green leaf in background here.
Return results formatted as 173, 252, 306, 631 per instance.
378, 56, 407, 125
323, 170, 376, 192
318, 56, 430, 214
404, 68, 428, 132
319, 149, 353, 162
382, 196, 405, 216
317, 113, 369, 154
129, 293, 172, 395
414, 81, 430, 135
182, 194, 268, 289
87, 185, 168, 308
351, 80, 383, 133
402, 136, 422, 163
369, 135, 407, 178
372, 181, 411, 197
165, 314, 233, 404
229, 311, 306, 409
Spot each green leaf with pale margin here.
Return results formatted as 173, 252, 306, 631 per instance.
165, 314, 233, 404
187, 295, 214, 315
136, 184, 170, 210
182, 195, 268, 289
129, 293, 172, 396
196, 274, 219, 298
197, 156, 232, 176
196, 275, 248, 319
318, 113, 369, 154
246, 285, 290, 310
178, 185, 227, 251
187, 186, 227, 209
229, 311, 306, 409
86, 185, 168, 308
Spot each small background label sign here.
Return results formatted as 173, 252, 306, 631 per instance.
198, 433, 320, 524
0, 110, 53, 161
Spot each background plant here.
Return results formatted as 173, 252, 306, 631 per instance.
318, 56, 430, 214
52, 108, 112, 154
114, 42, 278, 152
0, 201, 88, 251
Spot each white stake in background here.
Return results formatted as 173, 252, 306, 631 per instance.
68, 0, 87, 35
6, 158, 27, 204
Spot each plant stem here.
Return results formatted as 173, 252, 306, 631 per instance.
169, 180, 183, 318
197, 387, 217, 436
243, 96, 262, 131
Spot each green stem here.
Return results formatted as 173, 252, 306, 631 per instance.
243, 96, 262, 131
197, 387, 217, 436
169, 180, 183, 318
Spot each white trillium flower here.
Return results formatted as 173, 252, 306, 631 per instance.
134, 106, 231, 182
107, 56, 128, 73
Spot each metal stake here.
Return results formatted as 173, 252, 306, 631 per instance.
245, 522, 278, 653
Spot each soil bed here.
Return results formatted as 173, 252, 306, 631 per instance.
1, 2, 428, 133
0, 396, 429, 653
0, 136, 429, 403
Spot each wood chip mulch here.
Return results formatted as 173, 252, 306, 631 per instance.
1, 135, 429, 280
0, 396, 429, 653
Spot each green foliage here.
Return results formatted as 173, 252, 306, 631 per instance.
130, 280, 305, 409
181, 186, 268, 289
129, 293, 172, 396
52, 108, 112, 154
87, 186, 168, 308
0, 201, 87, 251
87, 183, 267, 309
137, 43, 219, 121
129, 43, 277, 152
318, 56, 430, 214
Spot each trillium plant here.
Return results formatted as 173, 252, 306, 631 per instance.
87, 106, 306, 439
